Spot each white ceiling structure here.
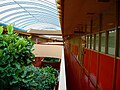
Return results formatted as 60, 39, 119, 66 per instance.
0, 0, 61, 31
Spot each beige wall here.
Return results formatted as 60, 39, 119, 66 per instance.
33, 44, 63, 58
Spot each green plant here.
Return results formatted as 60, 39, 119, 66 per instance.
34, 66, 58, 90
42, 57, 61, 70
0, 25, 35, 90
0, 25, 58, 90
20, 65, 58, 90
43, 57, 60, 62
6, 24, 14, 34
0, 26, 3, 35
8, 65, 59, 90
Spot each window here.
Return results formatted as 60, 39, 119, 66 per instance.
118, 30, 120, 57
91, 35, 94, 50
87, 35, 90, 49
95, 34, 99, 51
100, 33, 105, 53
108, 30, 116, 55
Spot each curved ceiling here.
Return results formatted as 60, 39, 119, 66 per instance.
0, 0, 61, 32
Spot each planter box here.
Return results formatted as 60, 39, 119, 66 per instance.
41, 59, 61, 70
32, 57, 44, 67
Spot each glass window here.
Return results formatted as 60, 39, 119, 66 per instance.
100, 33, 105, 53
91, 35, 94, 50
87, 35, 90, 49
95, 34, 99, 51
108, 30, 116, 55
118, 30, 120, 57
85, 36, 87, 48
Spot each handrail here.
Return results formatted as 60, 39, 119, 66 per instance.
33, 44, 67, 90
58, 47, 67, 90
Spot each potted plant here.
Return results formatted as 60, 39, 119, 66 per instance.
41, 57, 61, 70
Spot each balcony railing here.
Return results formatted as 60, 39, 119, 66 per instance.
33, 44, 67, 90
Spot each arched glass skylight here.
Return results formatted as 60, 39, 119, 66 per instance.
0, 0, 61, 32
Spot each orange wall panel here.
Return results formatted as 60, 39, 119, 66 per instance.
65, 48, 96, 90
72, 45, 78, 56
90, 51, 98, 85
116, 59, 120, 90
84, 49, 89, 71
99, 54, 114, 90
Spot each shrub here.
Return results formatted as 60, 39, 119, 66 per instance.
43, 57, 60, 62
0, 25, 58, 90
0, 25, 35, 90
34, 66, 58, 90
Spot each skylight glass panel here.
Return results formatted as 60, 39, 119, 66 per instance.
0, 4, 19, 11
7, 14, 31, 22
0, 4, 20, 18
9, 15, 34, 23
15, 19, 38, 26
19, 3, 57, 14
0, 11, 28, 20
23, 23, 61, 30
14, 0, 56, 9
1, 9, 25, 22
0, 0, 61, 31
25, 8, 58, 16
16, 21, 39, 28
0, 0, 13, 4
32, 13, 57, 19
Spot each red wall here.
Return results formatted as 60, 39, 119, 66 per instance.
89, 50, 98, 85
72, 45, 78, 56
65, 47, 120, 90
116, 59, 120, 90
65, 48, 96, 90
84, 49, 98, 85
99, 54, 114, 90
84, 49, 89, 71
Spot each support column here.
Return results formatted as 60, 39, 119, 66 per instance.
112, 0, 120, 89
96, 13, 103, 89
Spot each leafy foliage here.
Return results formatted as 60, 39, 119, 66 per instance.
34, 66, 58, 90
0, 33, 35, 66
0, 25, 58, 90
0, 26, 3, 35
43, 57, 60, 62
0, 25, 35, 90
6, 24, 14, 34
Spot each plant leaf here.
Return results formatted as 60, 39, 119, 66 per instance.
7, 24, 14, 34
0, 26, 3, 35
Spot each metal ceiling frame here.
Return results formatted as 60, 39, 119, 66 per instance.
0, 0, 60, 31
19, 22, 60, 30
0, 1, 57, 13
0, 7, 57, 18
1, 11, 57, 22
7, 15, 58, 26
15, 19, 59, 29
